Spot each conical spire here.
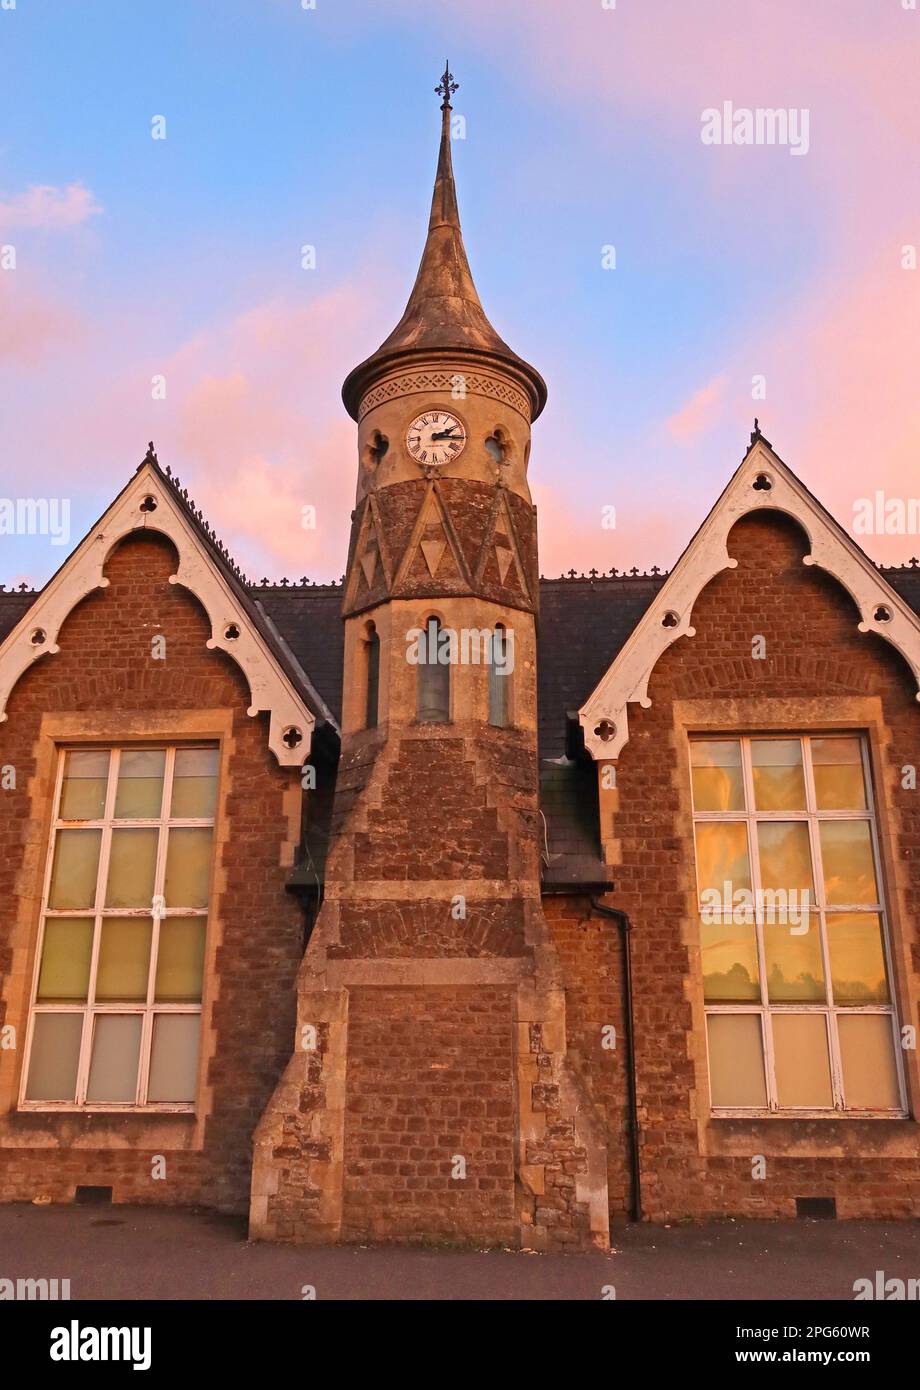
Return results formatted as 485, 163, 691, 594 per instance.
342, 65, 546, 421
428, 60, 461, 230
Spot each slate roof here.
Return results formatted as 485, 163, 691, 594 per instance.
255, 585, 345, 725
881, 564, 920, 613
6, 555, 920, 891
7, 562, 920, 757
0, 591, 36, 645
536, 575, 666, 760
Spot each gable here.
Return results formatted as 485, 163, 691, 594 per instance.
0, 455, 333, 766
7, 438, 920, 768
578, 434, 920, 760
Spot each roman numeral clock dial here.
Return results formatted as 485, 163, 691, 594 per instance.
405, 411, 467, 468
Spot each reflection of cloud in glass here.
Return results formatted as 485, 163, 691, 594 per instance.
757, 821, 814, 894
820, 823, 878, 905
694, 823, 751, 894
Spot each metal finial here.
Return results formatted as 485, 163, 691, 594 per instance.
435, 60, 458, 110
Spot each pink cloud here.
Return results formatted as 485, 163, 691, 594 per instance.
6, 0, 919, 587
0, 275, 382, 586
766, 252, 920, 563
0, 276, 84, 363
0, 183, 102, 232
666, 375, 727, 443
195, 436, 355, 582
160, 286, 374, 580
532, 479, 677, 579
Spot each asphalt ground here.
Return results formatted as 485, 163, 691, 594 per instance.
2, 1202, 919, 1301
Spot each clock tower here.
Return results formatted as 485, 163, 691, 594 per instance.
338, 62, 546, 672
250, 68, 609, 1251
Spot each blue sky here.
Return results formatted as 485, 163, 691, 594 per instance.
1, 0, 918, 587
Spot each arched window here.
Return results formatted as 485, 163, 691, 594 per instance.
362, 431, 389, 474
416, 617, 450, 723
485, 432, 504, 464
488, 624, 512, 728
364, 622, 380, 729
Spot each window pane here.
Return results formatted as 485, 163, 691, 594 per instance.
819, 822, 878, 905
416, 621, 450, 722
170, 748, 219, 819
147, 1015, 200, 1102
164, 828, 213, 908
86, 1015, 142, 1102
114, 749, 165, 819
751, 739, 806, 812
763, 914, 825, 1001
827, 913, 890, 1003
757, 822, 814, 896
690, 740, 744, 812
772, 1013, 833, 1107
59, 750, 109, 820
700, 916, 760, 1001
838, 1014, 900, 1110
417, 660, 450, 721
105, 828, 158, 908
48, 829, 102, 909
488, 630, 511, 729
694, 822, 751, 897
37, 918, 94, 1002
812, 737, 867, 810
155, 916, 206, 1002
365, 631, 380, 731
707, 1014, 767, 1107
25, 1013, 83, 1102
95, 919, 152, 1002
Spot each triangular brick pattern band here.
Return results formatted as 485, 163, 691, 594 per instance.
343, 476, 538, 616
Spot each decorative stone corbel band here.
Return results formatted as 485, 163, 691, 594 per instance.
579, 438, 920, 760
0, 461, 316, 766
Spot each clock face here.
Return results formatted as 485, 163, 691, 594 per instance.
405, 410, 467, 468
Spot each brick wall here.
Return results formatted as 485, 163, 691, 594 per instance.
341, 985, 516, 1243
0, 533, 304, 1213
352, 735, 512, 883
252, 585, 611, 1247
603, 510, 920, 1220
542, 895, 633, 1221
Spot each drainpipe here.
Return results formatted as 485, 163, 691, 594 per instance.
591, 898, 643, 1222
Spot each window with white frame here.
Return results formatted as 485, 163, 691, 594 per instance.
22, 745, 219, 1110
690, 734, 905, 1115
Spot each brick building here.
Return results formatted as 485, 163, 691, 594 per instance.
2, 75, 920, 1250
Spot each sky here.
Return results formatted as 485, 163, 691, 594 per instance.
1, 0, 919, 589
